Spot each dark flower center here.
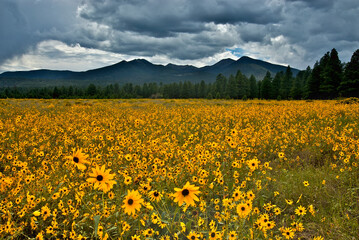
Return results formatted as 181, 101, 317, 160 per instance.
241, 207, 246, 211
191, 236, 196, 240
154, 192, 159, 197
73, 157, 79, 163
182, 189, 190, 196
211, 232, 216, 237
128, 199, 134, 205
97, 175, 103, 181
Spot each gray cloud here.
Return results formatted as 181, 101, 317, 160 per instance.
73, 0, 284, 61
278, 0, 359, 65
0, 0, 358, 72
0, 1, 33, 64
0, 0, 80, 64
78, 0, 283, 37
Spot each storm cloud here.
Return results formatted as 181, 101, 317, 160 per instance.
0, 0, 358, 72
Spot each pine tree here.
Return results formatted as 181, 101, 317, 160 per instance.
52, 87, 60, 98
272, 71, 283, 99
307, 61, 322, 99
236, 70, 250, 99
199, 80, 206, 98
214, 74, 227, 98
261, 71, 272, 99
320, 48, 342, 99
257, 80, 262, 99
227, 74, 238, 98
339, 49, 359, 97
280, 66, 293, 99
290, 77, 302, 99
249, 75, 258, 99
86, 84, 97, 97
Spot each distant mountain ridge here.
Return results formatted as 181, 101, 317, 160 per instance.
0, 56, 300, 87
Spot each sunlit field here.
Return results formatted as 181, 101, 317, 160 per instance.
0, 99, 358, 240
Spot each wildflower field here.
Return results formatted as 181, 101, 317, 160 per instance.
0, 99, 358, 240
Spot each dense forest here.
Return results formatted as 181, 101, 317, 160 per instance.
1, 48, 358, 99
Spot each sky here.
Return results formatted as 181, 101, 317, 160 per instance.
0, 0, 358, 73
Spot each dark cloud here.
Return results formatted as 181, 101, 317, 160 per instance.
0, 0, 80, 64
236, 23, 269, 43
286, 0, 335, 9
0, 1, 33, 64
74, 0, 284, 61
0, 0, 358, 71
192, 0, 283, 24
278, 0, 359, 65
78, 0, 284, 37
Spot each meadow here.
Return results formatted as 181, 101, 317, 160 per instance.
0, 99, 358, 240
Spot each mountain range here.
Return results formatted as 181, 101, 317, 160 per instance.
0, 56, 300, 88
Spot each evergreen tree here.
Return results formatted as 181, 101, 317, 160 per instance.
113, 83, 120, 98
122, 83, 134, 98
171, 83, 180, 98
290, 77, 302, 100
301, 66, 312, 98
249, 75, 258, 99
68, 86, 74, 97
52, 87, 60, 98
227, 74, 238, 98
134, 85, 142, 98
187, 81, 195, 98
142, 83, 149, 98
272, 71, 283, 99
339, 49, 359, 97
180, 81, 190, 98
236, 70, 249, 99
261, 71, 272, 99
320, 48, 342, 99
307, 61, 322, 99
149, 83, 159, 97
74, 87, 84, 98
199, 80, 206, 98
87, 84, 97, 97
40, 88, 51, 99
214, 74, 227, 98
280, 66, 293, 99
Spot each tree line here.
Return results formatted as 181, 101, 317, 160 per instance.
1, 48, 358, 99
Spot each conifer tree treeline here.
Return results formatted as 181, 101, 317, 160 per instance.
1, 48, 358, 99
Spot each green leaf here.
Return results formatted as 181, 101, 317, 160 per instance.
52, 181, 64, 194
93, 215, 101, 238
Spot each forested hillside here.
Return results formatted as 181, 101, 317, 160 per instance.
0, 48, 358, 99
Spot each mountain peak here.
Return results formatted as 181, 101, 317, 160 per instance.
0, 57, 300, 87
207, 58, 236, 68
238, 56, 254, 61
127, 58, 152, 65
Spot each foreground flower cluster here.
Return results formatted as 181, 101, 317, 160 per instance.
0, 99, 358, 239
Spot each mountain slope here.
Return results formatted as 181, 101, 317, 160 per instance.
0, 56, 300, 87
